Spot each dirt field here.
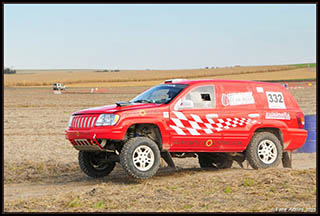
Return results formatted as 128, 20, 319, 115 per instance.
3, 78, 317, 212
3, 65, 316, 87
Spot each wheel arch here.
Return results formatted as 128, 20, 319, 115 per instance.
252, 127, 283, 148
125, 123, 163, 150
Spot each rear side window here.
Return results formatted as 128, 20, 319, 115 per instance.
183, 85, 216, 109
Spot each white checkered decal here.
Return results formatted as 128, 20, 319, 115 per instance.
169, 112, 260, 136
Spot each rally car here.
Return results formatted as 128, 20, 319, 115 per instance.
65, 79, 307, 179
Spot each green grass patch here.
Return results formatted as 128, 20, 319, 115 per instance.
166, 185, 178, 191
270, 186, 276, 193
290, 63, 316, 68
243, 178, 255, 187
93, 201, 105, 209
184, 204, 193, 209
66, 197, 80, 208
223, 186, 232, 194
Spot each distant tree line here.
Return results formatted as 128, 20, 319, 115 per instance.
95, 69, 120, 72
4, 68, 16, 74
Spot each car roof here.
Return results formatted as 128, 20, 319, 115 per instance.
169, 79, 283, 87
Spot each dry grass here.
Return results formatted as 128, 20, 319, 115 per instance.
4, 161, 80, 184
3, 78, 316, 212
4, 168, 316, 212
4, 65, 310, 87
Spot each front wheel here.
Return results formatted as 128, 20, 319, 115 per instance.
78, 151, 116, 178
246, 132, 283, 169
120, 137, 161, 179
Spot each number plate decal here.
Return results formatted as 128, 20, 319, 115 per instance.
266, 91, 286, 109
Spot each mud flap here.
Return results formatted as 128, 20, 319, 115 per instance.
161, 150, 177, 170
282, 151, 292, 168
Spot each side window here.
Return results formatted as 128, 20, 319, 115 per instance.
182, 85, 215, 109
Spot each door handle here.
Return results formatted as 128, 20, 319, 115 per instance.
206, 114, 219, 118
248, 113, 260, 118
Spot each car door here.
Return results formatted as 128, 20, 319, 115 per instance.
216, 82, 262, 151
168, 84, 224, 152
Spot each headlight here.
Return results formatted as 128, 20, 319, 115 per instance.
95, 114, 120, 126
68, 115, 74, 128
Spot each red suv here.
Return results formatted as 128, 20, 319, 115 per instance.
65, 79, 307, 179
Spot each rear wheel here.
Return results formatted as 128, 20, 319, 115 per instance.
246, 132, 282, 169
78, 151, 116, 178
198, 153, 233, 169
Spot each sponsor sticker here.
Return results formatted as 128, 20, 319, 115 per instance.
256, 87, 264, 93
265, 112, 290, 120
139, 110, 146, 116
222, 92, 255, 106
205, 139, 214, 147
172, 139, 242, 146
163, 112, 169, 118
266, 91, 286, 109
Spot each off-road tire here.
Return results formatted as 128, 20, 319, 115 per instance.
198, 153, 233, 169
246, 132, 283, 169
78, 151, 116, 178
120, 137, 161, 179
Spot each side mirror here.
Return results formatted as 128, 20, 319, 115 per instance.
177, 99, 194, 110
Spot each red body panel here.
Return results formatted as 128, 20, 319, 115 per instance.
65, 79, 307, 153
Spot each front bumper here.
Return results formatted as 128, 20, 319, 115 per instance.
65, 127, 125, 151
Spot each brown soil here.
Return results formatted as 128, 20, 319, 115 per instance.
3, 82, 317, 212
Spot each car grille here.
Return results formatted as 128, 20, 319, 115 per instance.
71, 115, 98, 129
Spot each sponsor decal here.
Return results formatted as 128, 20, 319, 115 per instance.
221, 92, 255, 106
205, 139, 214, 147
169, 111, 261, 136
256, 87, 264, 93
163, 112, 169, 118
76, 131, 80, 137
215, 140, 243, 145
265, 112, 290, 120
139, 110, 146, 116
172, 140, 205, 146
221, 94, 230, 106
172, 139, 242, 146
266, 91, 286, 109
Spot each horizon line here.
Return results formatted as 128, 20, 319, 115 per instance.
4, 62, 316, 71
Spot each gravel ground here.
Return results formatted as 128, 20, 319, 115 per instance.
3, 83, 317, 212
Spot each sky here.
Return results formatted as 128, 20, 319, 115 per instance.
4, 4, 316, 70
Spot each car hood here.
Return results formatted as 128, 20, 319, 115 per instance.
74, 103, 162, 115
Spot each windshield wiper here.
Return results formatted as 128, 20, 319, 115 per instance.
132, 99, 154, 104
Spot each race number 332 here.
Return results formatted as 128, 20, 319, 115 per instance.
266, 91, 286, 109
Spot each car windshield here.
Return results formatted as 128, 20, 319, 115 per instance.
130, 84, 188, 104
